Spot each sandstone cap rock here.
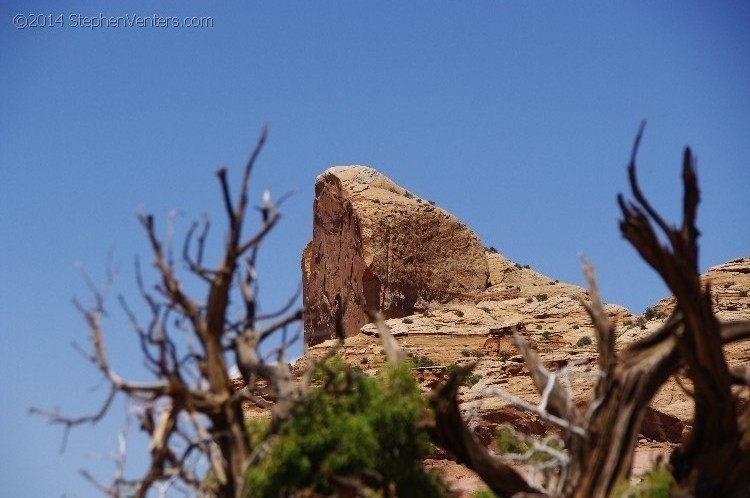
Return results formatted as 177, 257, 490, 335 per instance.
302, 166, 489, 345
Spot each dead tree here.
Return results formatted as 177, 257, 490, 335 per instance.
430, 124, 750, 497
32, 127, 334, 498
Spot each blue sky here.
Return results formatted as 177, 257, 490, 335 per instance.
1, 1, 749, 496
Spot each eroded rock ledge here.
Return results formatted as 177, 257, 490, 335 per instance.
302, 166, 489, 345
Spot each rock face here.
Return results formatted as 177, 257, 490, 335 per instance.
302, 166, 489, 345
298, 166, 750, 495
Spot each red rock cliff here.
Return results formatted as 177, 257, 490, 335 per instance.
302, 166, 489, 345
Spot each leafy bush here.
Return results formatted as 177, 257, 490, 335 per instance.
445, 363, 482, 387
614, 466, 674, 498
576, 336, 592, 347
445, 362, 461, 377
464, 373, 482, 388
643, 307, 666, 321
526, 297, 534, 303
411, 354, 437, 368
245, 359, 446, 497
636, 316, 647, 329
494, 425, 529, 455
473, 491, 498, 498
535, 293, 548, 302
739, 289, 748, 298
454, 310, 465, 317
461, 349, 485, 358
541, 330, 552, 341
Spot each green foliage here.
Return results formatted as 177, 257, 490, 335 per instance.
244, 359, 446, 497
643, 307, 666, 321
514, 262, 523, 270
445, 363, 481, 387
636, 316, 647, 329
454, 309, 465, 317
461, 349, 485, 358
576, 336, 592, 347
572, 324, 580, 330
464, 373, 482, 387
526, 297, 534, 303
411, 354, 436, 368
740, 290, 748, 297
535, 293, 548, 302
445, 362, 461, 377
494, 425, 529, 455
541, 330, 552, 341
614, 466, 674, 498
485, 246, 499, 254
473, 490, 498, 498
622, 319, 633, 327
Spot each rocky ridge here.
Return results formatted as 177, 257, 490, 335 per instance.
299, 166, 750, 494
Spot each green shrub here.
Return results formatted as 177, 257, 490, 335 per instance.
622, 319, 633, 327
541, 330, 552, 341
614, 466, 674, 498
445, 363, 481, 387
643, 307, 666, 321
462, 349, 485, 358
576, 336, 592, 347
445, 362, 461, 376
485, 246, 499, 254
514, 262, 523, 269
526, 297, 534, 303
244, 360, 446, 497
636, 316, 647, 329
473, 491, 498, 498
535, 293, 548, 302
464, 373, 482, 388
739, 289, 748, 298
454, 310, 465, 317
572, 324, 580, 330
494, 425, 529, 455
411, 355, 436, 368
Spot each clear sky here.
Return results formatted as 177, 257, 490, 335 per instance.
1, 1, 749, 496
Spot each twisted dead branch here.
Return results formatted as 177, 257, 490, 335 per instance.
32, 128, 327, 498
429, 123, 750, 497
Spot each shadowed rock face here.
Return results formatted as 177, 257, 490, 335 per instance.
302, 166, 489, 345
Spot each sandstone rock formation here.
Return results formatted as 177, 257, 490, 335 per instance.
302, 166, 489, 345
299, 166, 750, 495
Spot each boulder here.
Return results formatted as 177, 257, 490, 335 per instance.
302, 166, 489, 345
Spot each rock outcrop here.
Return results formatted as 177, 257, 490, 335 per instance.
299, 165, 750, 495
302, 166, 489, 345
